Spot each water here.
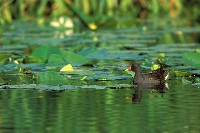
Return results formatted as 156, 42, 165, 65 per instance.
0, 80, 200, 133
1, 20, 200, 133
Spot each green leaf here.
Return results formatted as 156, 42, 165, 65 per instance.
125, 70, 135, 78
48, 54, 65, 63
0, 54, 12, 66
77, 46, 97, 56
78, 46, 106, 58
31, 45, 62, 62
196, 48, 200, 53
38, 71, 67, 85
2, 39, 11, 45
0, 54, 12, 62
68, 44, 85, 53
0, 78, 5, 84
195, 77, 200, 83
65, 3, 93, 27
24, 56, 41, 63
181, 78, 192, 84
80, 76, 87, 80
182, 52, 200, 68
63, 52, 88, 65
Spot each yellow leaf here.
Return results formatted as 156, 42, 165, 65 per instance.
60, 64, 74, 72
151, 64, 160, 70
158, 53, 165, 57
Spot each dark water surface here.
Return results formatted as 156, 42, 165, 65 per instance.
1, 20, 200, 133
1, 80, 200, 133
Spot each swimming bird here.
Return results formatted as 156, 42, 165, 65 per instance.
126, 63, 170, 84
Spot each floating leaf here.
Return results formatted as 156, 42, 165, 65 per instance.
63, 52, 87, 65
0, 78, 5, 84
77, 46, 98, 56
158, 56, 168, 63
195, 77, 200, 83
24, 56, 41, 63
0, 54, 12, 62
31, 45, 62, 62
2, 39, 11, 45
0, 54, 12, 66
79, 47, 106, 59
60, 64, 74, 72
38, 71, 67, 85
158, 53, 165, 57
48, 54, 65, 63
151, 64, 160, 70
68, 44, 85, 53
182, 52, 200, 68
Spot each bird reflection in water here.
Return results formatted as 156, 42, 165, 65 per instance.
128, 83, 169, 104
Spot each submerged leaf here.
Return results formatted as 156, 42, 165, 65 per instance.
181, 78, 192, 84
38, 71, 67, 85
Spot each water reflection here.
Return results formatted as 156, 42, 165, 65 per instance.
132, 83, 169, 103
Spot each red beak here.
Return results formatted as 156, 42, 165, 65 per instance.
126, 65, 132, 71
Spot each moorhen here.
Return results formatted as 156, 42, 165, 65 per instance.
126, 63, 170, 84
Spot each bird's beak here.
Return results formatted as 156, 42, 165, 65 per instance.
125, 66, 131, 71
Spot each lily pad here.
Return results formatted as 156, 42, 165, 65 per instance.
48, 54, 65, 63
0, 54, 12, 66
0, 54, 12, 62
24, 56, 41, 63
195, 77, 200, 83
182, 52, 200, 68
62, 52, 88, 65
77, 46, 98, 56
38, 71, 67, 85
77, 46, 106, 58
31, 45, 62, 62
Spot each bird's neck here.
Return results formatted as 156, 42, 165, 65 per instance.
134, 70, 144, 83
135, 71, 143, 78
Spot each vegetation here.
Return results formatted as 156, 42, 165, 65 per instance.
1, 0, 200, 28
1, 0, 200, 88
1, 2, 200, 133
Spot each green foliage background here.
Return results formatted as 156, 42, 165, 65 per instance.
1, 0, 200, 26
